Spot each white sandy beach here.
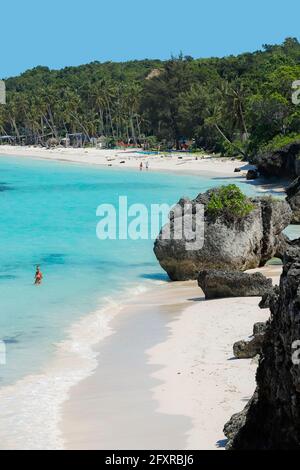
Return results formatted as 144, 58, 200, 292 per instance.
0, 145, 289, 198
62, 266, 280, 450
0, 266, 278, 450
0, 144, 252, 177
0, 145, 286, 450
0, 268, 276, 450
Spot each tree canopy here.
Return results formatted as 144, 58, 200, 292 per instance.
0, 38, 299, 156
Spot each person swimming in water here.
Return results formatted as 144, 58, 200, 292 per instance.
35, 265, 43, 285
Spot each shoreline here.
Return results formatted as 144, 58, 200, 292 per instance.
61, 266, 280, 450
0, 145, 253, 178
0, 303, 118, 450
0, 146, 288, 449
0, 145, 289, 197
0, 265, 280, 450
0, 281, 154, 450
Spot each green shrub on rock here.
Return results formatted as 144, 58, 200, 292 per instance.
207, 184, 255, 219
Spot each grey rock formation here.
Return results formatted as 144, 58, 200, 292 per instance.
233, 337, 264, 359
259, 285, 280, 309
223, 394, 257, 447
233, 322, 267, 359
224, 247, 300, 449
252, 140, 300, 178
154, 189, 292, 281
198, 270, 272, 300
286, 177, 300, 224
253, 322, 267, 336
246, 169, 259, 180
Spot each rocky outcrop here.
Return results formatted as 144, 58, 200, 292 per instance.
253, 140, 300, 178
198, 270, 272, 300
246, 169, 259, 180
223, 394, 257, 446
253, 322, 267, 336
154, 189, 292, 281
259, 285, 280, 309
224, 247, 300, 450
233, 338, 263, 359
286, 177, 300, 224
233, 322, 267, 359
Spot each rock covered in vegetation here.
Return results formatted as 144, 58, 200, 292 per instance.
198, 270, 272, 300
154, 185, 292, 281
224, 247, 300, 450
253, 140, 300, 178
286, 177, 300, 224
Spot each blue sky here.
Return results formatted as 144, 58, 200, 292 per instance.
1, 0, 299, 77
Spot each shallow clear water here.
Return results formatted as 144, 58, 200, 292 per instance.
0, 155, 276, 387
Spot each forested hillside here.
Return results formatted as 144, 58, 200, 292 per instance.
1, 38, 300, 157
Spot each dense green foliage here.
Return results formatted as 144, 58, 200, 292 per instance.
0, 38, 300, 155
207, 184, 255, 218
259, 133, 300, 152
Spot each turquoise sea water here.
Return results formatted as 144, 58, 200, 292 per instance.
0, 155, 274, 388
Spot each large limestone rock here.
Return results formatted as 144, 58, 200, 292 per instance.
198, 270, 272, 300
154, 190, 292, 281
224, 247, 300, 450
286, 177, 300, 224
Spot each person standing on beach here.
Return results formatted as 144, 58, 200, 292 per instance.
146, 161, 149, 171
34, 265, 43, 285
140, 162, 143, 171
